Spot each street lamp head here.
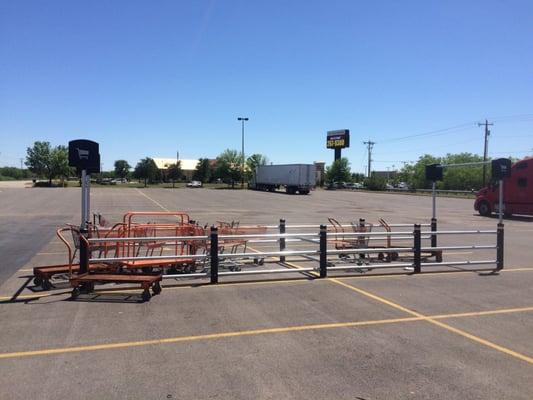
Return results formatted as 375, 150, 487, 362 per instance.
238, 117, 249, 121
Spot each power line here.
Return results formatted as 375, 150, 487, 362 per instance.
381, 122, 477, 143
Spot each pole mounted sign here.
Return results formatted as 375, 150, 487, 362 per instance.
327, 129, 350, 162
68, 139, 100, 174
326, 129, 350, 149
68, 140, 101, 270
491, 158, 512, 179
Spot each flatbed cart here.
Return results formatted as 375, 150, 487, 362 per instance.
33, 224, 124, 290
33, 211, 200, 290
68, 234, 163, 302
70, 272, 162, 302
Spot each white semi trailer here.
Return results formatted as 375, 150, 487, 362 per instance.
251, 164, 316, 194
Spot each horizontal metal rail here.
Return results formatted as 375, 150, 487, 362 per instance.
328, 247, 413, 254
421, 260, 496, 267
421, 230, 496, 235
420, 245, 496, 251
90, 253, 207, 262
282, 223, 431, 229
218, 250, 319, 259
218, 267, 315, 276
218, 232, 317, 239
88, 235, 209, 243
327, 262, 414, 271
162, 272, 208, 279
327, 231, 413, 237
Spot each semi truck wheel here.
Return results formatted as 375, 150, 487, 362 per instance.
478, 201, 491, 217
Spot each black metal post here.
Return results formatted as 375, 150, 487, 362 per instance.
334, 148, 341, 161
210, 226, 219, 284
431, 218, 437, 248
319, 224, 327, 278
496, 223, 504, 271
279, 218, 286, 263
79, 230, 89, 275
413, 224, 421, 274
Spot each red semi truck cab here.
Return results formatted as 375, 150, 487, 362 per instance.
474, 157, 533, 217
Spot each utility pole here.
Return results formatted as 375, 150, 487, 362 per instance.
363, 140, 375, 178
478, 119, 493, 187
20, 158, 24, 170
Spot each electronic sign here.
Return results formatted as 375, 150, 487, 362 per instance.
327, 130, 350, 149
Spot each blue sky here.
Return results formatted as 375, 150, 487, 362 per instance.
1, 0, 532, 173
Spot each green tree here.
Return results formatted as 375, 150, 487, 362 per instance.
26, 141, 53, 185
25, 141, 72, 186
114, 160, 131, 179
246, 153, 268, 180
441, 153, 484, 190
216, 149, 243, 189
133, 157, 159, 187
50, 145, 71, 185
325, 158, 351, 183
167, 162, 183, 188
0, 167, 31, 180
399, 154, 441, 189
364, 175, 386, 190
351, 172, 365, 183
193, 158, 212, 182
399, 153, 487, 190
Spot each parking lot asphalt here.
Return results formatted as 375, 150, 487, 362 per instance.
0, 187, 531, 399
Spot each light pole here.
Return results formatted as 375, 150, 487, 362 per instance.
238, 117, 249, 189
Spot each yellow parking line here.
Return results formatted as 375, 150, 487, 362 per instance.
0, 316, 423, 359
337, 267, 533, 281
328, 278, 533, 365
1, 306, 533, 360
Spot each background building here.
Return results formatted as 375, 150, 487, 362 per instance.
152, 158, 199, 181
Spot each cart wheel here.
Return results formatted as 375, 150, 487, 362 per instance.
235, 266, 242, 271
71, 287, 80, 299
41, 279, 52, 291
142, 289, 151, 302
258, 258, 264, 266
378, 253, 384, 260
391, 252, 399, 261
33, 276, 43, 287
184, 265, 191, 273
152, 282, 162, 295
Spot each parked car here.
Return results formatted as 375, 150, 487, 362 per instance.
396, 182, 409, 190
385, 183, 394, 190
344, 182, 356, 190
187, 180, 203, 188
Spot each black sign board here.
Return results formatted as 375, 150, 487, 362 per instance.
68, 140, 100, 174
327, 130, 350, 149
425, 163, 443, 181
491, 158, 512, 179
